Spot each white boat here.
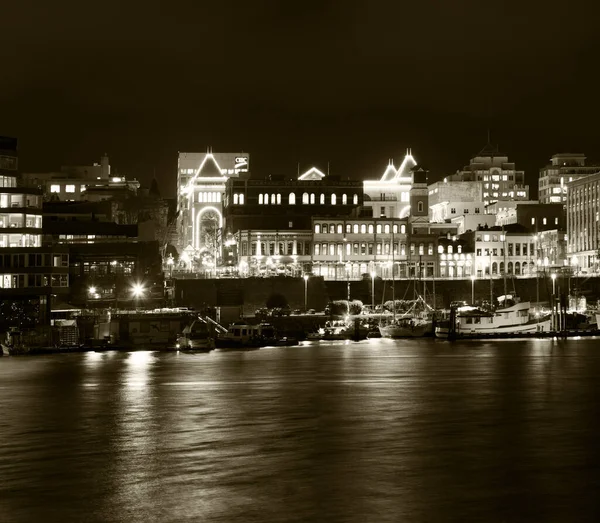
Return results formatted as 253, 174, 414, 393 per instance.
436, 301, 551, 338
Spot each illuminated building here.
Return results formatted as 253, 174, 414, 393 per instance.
176, 151, 249, 258
445, 143, 529, 206
224, 165, 363, 276
566, 171, 600, 273
538, 154, 599, 205
362, 150, 415, 218
0, 136, 69, 329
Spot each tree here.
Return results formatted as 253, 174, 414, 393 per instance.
266, 293, 288, 309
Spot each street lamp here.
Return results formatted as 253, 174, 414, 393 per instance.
471, 274, 476, 305
551, 272, 556, 295
131, 282, 146, 308
370, 271, 376, 311
303, 274, 309, 312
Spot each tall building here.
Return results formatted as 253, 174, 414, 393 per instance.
538, 153, 599, 204
0, 136, 69, 330
176, 151, 249, 255
446, 144, 529, 206
566, 171, 600, 273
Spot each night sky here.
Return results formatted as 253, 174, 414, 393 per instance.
2, 0, 599, 197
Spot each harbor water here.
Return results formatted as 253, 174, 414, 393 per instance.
2, 338, 600, 522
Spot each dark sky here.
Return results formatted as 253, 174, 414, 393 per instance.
2, 0, 599, 197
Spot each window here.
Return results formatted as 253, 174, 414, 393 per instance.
428, 243, 433, 255
384, 225, 390, 234
419, 243, 424, 255
50, 185, 60, 193
464, 209, 469, 214
322, 223, 328, 233
554, 217, 558, 225
271, 194, 276, 205
310, 194, 315, 204
360, 224, 366, 234
353, 224, 359, 234
289, 193, 296, 205
392, 224, 398, 234
346, 224, 351, 234
401, 225, 406, 234
314, 244, 320, 255
410, 243, 415, 255
531, 218, 535, 225
329, 224, 335, 234
315, 224, 320, 234
342, 194, 347, 205
65, 185, 75, 193
543, 217, 547, 225
320, 194, 325, 204
438, 245, 444, 254
331, 194, 336, 205
276, 194, 281, 205
353, 194, 358, 205
368, 224, 374, 234
233, 194, 239, 205
376, 224, 382, 234
448, 245, 453, 254
239, 194, 244, 205
475, 207, 480, 214
451, 208, 456, 214
417, 201, 424, 213
258, 194, 263, 205
302, 193, 309, 204
337, 224, 342, 234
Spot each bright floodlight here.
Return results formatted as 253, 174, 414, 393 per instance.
551, 273, 556, 281
131, 283, 145, 297
89, 286, 97, 294
303, 274, 309, 281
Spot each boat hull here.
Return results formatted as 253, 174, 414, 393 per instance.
436, 318, 552, 338
379, 322, 432, 338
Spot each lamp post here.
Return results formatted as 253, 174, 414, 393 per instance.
551, 272, 556, 296
131, 282, 146, 310
471, 274, 476, 305
551, 272, 557, 331
370, 271, 376, 311
303, 274, 308, 312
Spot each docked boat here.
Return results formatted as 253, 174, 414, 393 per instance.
379, 296, 434, 338
215, 322, 278, 349
176, 319, 216, 352
436, 300, 551, 338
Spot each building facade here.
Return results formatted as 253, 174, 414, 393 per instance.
446, 144, 529, 206
538, 153, 599, 204
566, 171, 600, 273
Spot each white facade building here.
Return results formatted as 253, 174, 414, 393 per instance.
177, 151, 250, 255
539, 153, 599, 204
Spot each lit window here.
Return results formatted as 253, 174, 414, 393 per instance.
320, 194, 325, 204
384, 225, 390, 234
543, 218, 547, 225
238, 194, 243, 204
302, 193, 309, 204
271, 194, 276, 205
233, 194, 239, 205
353, 194, 358, 205
337, 224, 342, 234
310, 194, 315, 204
259, 194, 263, 205
277, 194, 281, 205
289, 193, 296, 205
401, 225, 406, 234
342, 194, 347, 205
50, 185, 60, 193
360, 224, 366, 234
331, 194, 336, 205
315, 224, 320, 234
353, 224, 358, 234
531, 218, 535, 225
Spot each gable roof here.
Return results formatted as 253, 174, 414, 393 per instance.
298, 167, 326, 180
380, 160, 397, 181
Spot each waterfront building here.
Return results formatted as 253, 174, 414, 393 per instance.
538, 153, 599, 204
566, 171, 600, 273
176, 150, 249, 256
445, 143, 529, 206
0, 136, 69, 330
460, 224, 539, 280
223, 165, 363, 277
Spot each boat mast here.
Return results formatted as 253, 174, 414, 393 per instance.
502, 225, 507, 301
392, 224, 395, 321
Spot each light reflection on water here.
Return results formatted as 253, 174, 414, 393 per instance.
1, 339, 600, 522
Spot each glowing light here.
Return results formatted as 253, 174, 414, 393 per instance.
131, 283, 146, 298
303, 274, 309, 281
551, 273, 556, 281
89, 286, 97, 294
380, 161, 397, 182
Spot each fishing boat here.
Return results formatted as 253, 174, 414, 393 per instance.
436, 300, 551, 338
214, 322, 279, 349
